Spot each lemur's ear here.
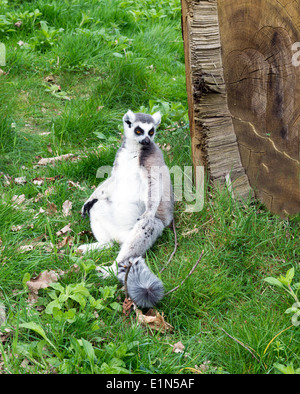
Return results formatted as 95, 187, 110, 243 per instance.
152, 111, 161, 127
123, 110, 135, 128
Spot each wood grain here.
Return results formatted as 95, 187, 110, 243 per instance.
182, 0, 300, 215
218, 0, 300, 215
181, 0, 253, 202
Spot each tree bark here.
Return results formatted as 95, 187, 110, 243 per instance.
182, 0, 300, 216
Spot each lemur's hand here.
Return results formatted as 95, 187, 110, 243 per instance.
137, 210, 154, 221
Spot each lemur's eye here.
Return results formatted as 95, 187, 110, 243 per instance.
149, 128, 154, 136
134, 127, 144, 135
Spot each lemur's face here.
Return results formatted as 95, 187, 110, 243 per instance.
123, 110, 161, 146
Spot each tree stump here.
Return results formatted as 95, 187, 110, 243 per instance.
181, 0, 300, 216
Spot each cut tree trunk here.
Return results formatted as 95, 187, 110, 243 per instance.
181, 0, 300, 216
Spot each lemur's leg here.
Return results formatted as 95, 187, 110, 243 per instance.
97, 216, 164, 279
116, 215, 164, 265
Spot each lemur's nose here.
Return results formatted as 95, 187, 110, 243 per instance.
140, 137, 150, 145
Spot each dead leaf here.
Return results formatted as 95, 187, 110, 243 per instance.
47, 144, 53, 154
57, 235, 73, 249
33, 177, 44, 186
18, 245, 34, 253
194, 361, 211, 373
136, 308, 173, 333
26, 270, 60, 303
36, 153, 74, 166
68, 180, 84, 190
33, 207, 45, 219
56, 223, 72, 236
62, 200, 72, 217
14, 21, 22, 28
122, 298, 134, 316
14, 176, 27, 185
46, 202, 57, 215
44, 186, 55, 196
0, 172, 12, 186
11, 225, 23, 232
32, 175, 60, 186
0, 303, 6, 326
78, 230, 93, 236
34, 192, 43, 202
12, 194, 26, 205
182, 227, 199, 237
172, 341, 185, 354
44, 75, 56, 83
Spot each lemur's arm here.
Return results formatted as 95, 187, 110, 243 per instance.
81, 176, 114, 216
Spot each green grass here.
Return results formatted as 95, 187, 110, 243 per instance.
0, 0, 299, 374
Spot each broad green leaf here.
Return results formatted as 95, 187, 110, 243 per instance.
285, 307, 299, 314
70, 283, 90, 297
45, 298, 61, 315
81, 338, 95, 361
64, 308, 76, 323
93, 132, 106, 140
22, 272, 31, 288
69, 293, 86, 308
49, 282, 64, 293
52, 307, 63, 322
286, 267, 295, 284
110, 302, 122, 312
274, 363, 297, 374
264, 277, 285, 288
20, 322, 57, 350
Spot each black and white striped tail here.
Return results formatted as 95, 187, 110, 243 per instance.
118, 257, 164, 308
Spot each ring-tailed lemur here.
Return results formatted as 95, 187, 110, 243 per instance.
78, 110, 174, 308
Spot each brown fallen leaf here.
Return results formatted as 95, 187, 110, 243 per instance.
17, 234, 48, 253
36, 153, 74, 166
122, 298, 134, 316
47, 144, 53, 154
44, 75, 56, 84
182, 227, 199, 237
14, 176, 27, 185
44, 186, 55, 196
11, 194, 26, 205
56, 223, 72, 236
46, 202, 57, 215
11, 225, 23, 232
136, 308, 173, 333
78, 230, 93, 237
34, 192, 43, 202
0, 303, 6, 326
57, 235, 73, 249
33, 178, 44, 186
62, 200, 72, 217
18, 245, 34, 253
26, 270, 60, 304
172, 341, 185, 354
68, 180, 84, 190
0, 172, 12, 186
32, 175, 61, 186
